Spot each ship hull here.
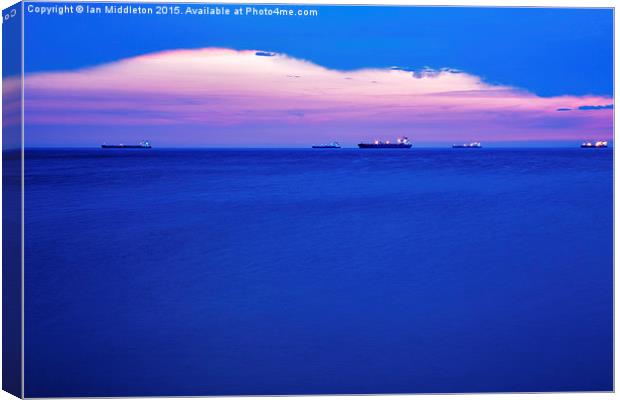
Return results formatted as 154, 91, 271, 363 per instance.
312, 146, 341, 149
358, 144, 412, 149
102, 145, 151, 149
581, 145, 608, 148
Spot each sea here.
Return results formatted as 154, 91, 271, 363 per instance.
23, 148, 613, 396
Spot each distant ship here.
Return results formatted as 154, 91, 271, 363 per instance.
312, 142, 341, 149
581, 141, 608, 148
358, 137, 412, 149
453, 142, 482, 148
102, 140, 152, 149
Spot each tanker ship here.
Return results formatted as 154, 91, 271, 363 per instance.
358, 137, 412, 149
581, 141, 608, 148
453, 142, 482, 148
102, 140, 152, 149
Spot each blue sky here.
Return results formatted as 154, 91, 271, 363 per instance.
23, 4, 613, 97
12, 3, 613, 147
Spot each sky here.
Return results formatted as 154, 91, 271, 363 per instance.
12, 3, 614, 147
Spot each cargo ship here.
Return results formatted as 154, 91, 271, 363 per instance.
358, 137, 412, 149
453, 142, 482, 148
102, 140, 151, 149
581, 141, 608, 148
312, 142, 341, 149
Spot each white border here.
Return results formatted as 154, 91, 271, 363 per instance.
0, 1, 616, 400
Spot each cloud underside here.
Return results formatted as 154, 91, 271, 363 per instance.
21, 48, 613, 141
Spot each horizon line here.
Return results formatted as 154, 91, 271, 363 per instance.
20, 145, 615, 150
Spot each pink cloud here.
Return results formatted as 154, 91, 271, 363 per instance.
3, 77, 22, 129
22, 48, 613, 145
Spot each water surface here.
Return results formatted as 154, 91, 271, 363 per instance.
24, 148, 613, 396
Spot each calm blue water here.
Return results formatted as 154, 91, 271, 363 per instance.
24, 148, 613, 396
